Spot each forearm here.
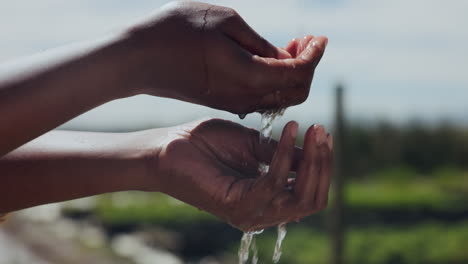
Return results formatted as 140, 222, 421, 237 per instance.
0, 33, 141, 156
0, 130, 155, 213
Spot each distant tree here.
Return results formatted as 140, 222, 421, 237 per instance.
345, 120, 468, 177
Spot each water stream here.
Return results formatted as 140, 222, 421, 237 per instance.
272, 223, 287, 263
238, 110, 288, 264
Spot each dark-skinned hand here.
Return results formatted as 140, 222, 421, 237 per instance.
142, 118, 333, 231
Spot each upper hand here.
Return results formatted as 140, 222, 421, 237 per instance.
143, 118, 333, 232
125, 1, 328, 114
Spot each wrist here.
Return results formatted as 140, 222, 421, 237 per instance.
123, 128, 169, 192
114, 24, 168, 98
96, 32, 149, 100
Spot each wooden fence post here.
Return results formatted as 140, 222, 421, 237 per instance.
329, 84, 347, 264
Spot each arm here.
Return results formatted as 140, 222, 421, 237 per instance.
0, 1, 327, 156
0, 119, 333, 232
0, 129, 153, 213
0, 34, 137, 156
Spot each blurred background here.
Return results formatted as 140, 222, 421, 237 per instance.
0, 0, 467, 263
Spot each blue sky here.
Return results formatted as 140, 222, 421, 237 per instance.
0, 0, 467, 132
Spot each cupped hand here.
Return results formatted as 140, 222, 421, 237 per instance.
127, 1, 328, 114
145, 118, 333, 232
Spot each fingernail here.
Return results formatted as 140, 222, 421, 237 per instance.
319, 37, 329, 49
315, 125, 326, 145
309, 37, 328, 50
327, 134, 333, 149
290, 121, 298, 137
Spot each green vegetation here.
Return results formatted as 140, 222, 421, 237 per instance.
347, 121, 468, 175
92, 168, 467, 226
65, 122, 468, 264
94, 192, 215, 226
251, 222, 468, 264
346, 167, 468, 210
81, 167, 468, 264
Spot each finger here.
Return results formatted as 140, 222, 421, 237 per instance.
299, 36, 328, 67
315, 134, 333, 209
267, 121, 298, 187
222, 14, 288, 59
254, 35, 328, 73
284, 35, 314, 58
285, 38, 300, 57
250, 129, 303, 172
294, 125, 324, 204
297, 35, 315, 56
249, 36, 328, 108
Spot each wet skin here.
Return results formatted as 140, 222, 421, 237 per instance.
153, 119, 333, 231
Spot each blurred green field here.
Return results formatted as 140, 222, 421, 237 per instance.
252, 221, 468, 264
92, 166, 468, 225
64, 166, 468, 264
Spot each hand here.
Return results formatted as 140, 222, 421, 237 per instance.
126, 1, 328, 114
144, 118, 333, 232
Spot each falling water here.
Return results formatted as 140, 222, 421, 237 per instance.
238, 229, 264, 264
238, 109, 288, 264
272, 223, 287, 263
259, 109, 285, 142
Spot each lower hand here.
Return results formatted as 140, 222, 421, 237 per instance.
143, 118, 333, 232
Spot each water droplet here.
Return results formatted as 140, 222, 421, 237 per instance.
260, 109, 286, 143
273, 223, 287, 263
238, 113, 247, 119
247, 229, 264, 235
239, 232, 253, 264
251, 237, 259, 264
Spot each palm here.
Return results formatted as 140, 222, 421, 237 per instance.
158, 119, 332, 231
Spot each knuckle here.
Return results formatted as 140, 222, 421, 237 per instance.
225, 7, 239, 17
161, 1, 181, 10
221, 7, 240, 23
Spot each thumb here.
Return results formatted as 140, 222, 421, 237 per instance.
222, 13, 287, 59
